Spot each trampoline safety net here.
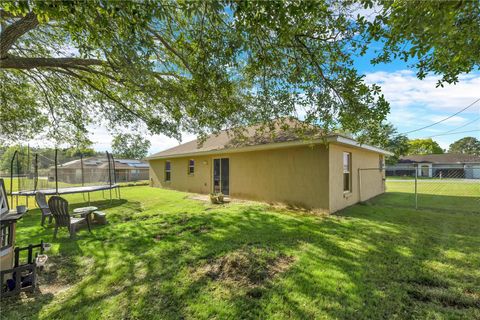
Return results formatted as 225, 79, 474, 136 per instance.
8, 149, 118, 198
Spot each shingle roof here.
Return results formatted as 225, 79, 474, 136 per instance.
146, 118, 393, 159
147, 118, 324, 159
398, 153, 480, 164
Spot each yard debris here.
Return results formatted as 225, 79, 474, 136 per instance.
196, 246, 294, 288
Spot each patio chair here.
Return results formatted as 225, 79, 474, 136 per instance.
35, 192, 53, 226
48, 196, 91, 239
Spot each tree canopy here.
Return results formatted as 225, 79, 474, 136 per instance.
356, 122, 409, 164
362, 0, 480, 85
448, 137, 480, 155
1, 1, 478, 147
112, 133, 151, 159
407, 138, 444, 155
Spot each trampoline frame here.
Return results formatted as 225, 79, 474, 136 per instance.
10, 149, 121, 208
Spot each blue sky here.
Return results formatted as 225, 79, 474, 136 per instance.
353, 42, 480, 150
85, 42, 480, 154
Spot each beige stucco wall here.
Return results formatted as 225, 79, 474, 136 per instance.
149, 143, 385, 213
149, 145, 330, 210
149, 155, 212, 194
328, 144, 385, 213
228, 145, 329, 210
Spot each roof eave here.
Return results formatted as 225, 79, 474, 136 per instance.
329, 136, 394, 156
146, 135, 393, 160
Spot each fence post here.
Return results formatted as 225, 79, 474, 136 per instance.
54, 148, 58, 194
414, 164, 418, 210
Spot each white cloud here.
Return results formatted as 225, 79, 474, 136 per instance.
367, 70, 480, 149
429, 115, 468, 126
88, 126, 197, 155
365, 70, 480, 112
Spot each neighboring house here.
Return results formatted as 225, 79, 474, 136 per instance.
51, 158, 149, 184
147, 120, 392, 213
390, 154, 480, 179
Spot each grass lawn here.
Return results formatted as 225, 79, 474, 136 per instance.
2, 177, 149, 194
383, 179, 480, 213
1, 186, 479, 319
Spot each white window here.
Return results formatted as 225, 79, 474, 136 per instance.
188, 159, 195, 175
343, 152, 352, 192
165, 161, 171, 182
1, 224, 12, 249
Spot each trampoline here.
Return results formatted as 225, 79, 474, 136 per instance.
9, 149, 120, 208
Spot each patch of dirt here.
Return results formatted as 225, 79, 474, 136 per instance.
37, 255, 93, 296
196, 246, 295, 289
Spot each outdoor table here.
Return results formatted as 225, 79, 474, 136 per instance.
72, 206, 97, 230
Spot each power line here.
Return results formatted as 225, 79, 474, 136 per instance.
423, 129, 480, 139
398, 97, 480, 135
429, 115, 480, 137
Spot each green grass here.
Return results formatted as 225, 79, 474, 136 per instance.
1, 186, 479, 319
2, 177, 149, 193
382, 180, 480, 213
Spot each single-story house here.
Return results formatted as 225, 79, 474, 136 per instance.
147, 120, 392, 213
50, 158, 149, 184
390, 154, 480, 178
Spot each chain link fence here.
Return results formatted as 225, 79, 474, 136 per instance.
359, 165, 480, 213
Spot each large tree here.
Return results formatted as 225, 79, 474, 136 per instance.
0, 145, 30, 173
448, 137, 480, 155
356, 122, 409, 164
112, 133, 151, 160
1, 1, 478, 146
407, 138, 444, 155
362, 0, 480, 85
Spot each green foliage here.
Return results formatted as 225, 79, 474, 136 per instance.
111, 133, 151, 159
361, 0, 480, 85
356, 122, 409, 164
3, 1, 477, 147
1, 1, 389, 145
448, 137, 480, 155
0, 145, 29, 173
407, 138, 444, 155
0, 145, 102, 174
65, 147, 96, 158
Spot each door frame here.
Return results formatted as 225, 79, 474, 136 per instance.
211, 157, 230, 195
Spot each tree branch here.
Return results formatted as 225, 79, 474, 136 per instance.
147, 27, 192, 73
294, 35, 344, 105
0, 11, 39, 58
50, 67, 148, 123
0, 55, 104, 69
19, 70, 59, 128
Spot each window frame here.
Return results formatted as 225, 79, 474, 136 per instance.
188, 159, 195, 175
165, 161, 171, 182
343, 152, 352, 193
0, 223, 12, 250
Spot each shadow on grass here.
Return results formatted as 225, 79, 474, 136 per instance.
370, 191, 479, 214
2, 193, 480, 319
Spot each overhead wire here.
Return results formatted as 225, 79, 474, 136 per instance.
422, 129, 480, 139
397, 97, 480, 135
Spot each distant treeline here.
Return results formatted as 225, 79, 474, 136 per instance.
0, 145, 103, 174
